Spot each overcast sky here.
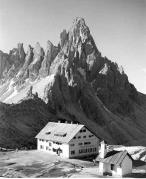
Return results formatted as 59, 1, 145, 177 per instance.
0, 0, 146, 93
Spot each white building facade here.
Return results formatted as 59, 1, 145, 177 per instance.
36, 122, 99, 158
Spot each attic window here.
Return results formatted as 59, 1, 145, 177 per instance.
89, 134, 94, 138
54, 132, 67, 137
46, 132, 51, 135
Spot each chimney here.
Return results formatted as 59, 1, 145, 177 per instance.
99, 140, 107, 158
65, 121, 67, 123
58, 121, 60, 123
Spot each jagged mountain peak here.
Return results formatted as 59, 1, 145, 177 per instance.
9, 43, 25, 61
26, 45, 33, 56
59, 17, 91, 50
70, 17, 90, 43
46, 40, 53, 48
71, 17, 89, 34
0, 18, 146, 148
33, 42, 44, 57
17, 42, 25, 51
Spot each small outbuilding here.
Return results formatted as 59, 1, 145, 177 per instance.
95, 141, 133, 177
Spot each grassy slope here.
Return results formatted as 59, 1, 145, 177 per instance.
0, 98, 57, 149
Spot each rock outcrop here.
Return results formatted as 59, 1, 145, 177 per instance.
39, 41, 58, 77
16, 45, 34, 85
49, 17, 139, 116
9, 43, 25, 68
29, 42, 44, 81
0, 43, 26, 83
0, 51, 10, 82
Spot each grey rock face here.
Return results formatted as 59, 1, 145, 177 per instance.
39, 41, 58, 77
60, 30, 68, 49
29, 42, 44, 81
0, 51, 10, 81
15, 45, 34, 86
9, 43, 25, 68
0, 43, 26, 82
0, 17, 145, 147
44, 17, 141, 145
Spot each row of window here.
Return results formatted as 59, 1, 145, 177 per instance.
39, 134, 94, 143
73, 134, 94, 140
40, 145, 63, 153
39, 139, 45, 142
53, 141, 62, 145
89, 134, 94, 138
39, 139, 50, 142
80, 129, 86, 133
73, 136, 86, 139
70, 142, 91, 147
79, 147, 97, 154
70, 147, 97, 155
39, 139, 62, 146
40, 145, 51, 150
84, 142, 91, 145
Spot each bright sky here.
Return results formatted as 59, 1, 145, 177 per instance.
0, 0, 146, 94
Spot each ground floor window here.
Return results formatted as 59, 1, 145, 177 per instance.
79, 147, 97, 154
93, 148, 97, 152
70, 143, 75, 147
84, 142, 91, 145
111, 164, 115, 170
40, 145, 43, 149
71, 150, 75, 155
89, 134, 94, 138
53, 148, 57, 152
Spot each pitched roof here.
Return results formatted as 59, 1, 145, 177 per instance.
95, 150, 132, 166
35, 122, 84, 143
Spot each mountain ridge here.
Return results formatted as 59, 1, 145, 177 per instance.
0, 17, 146, 148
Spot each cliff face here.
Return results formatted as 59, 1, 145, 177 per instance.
0, 17, 146, 148
48, 17, 139, 116
0, 51, 10, 81
39, 40, 58, 78
0, 43, 26, 83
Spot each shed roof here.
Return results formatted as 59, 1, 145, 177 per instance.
95, 150, 132, 166
35, 122, 84, 143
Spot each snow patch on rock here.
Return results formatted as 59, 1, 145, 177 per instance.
99, 63, 109, 75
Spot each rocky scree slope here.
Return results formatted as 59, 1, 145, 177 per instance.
0, 17, 146, 148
